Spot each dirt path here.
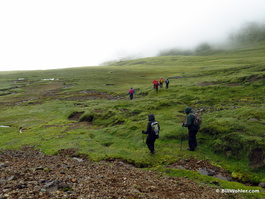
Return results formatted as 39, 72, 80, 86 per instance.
0, 147, 243, 199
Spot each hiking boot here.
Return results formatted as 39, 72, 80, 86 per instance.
187, 148, 195, 151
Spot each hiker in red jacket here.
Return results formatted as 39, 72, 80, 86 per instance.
152, 79, 159, 93
152, 79, 157, 89
128, 87, 135, 100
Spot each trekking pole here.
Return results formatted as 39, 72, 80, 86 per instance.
180, 126, 184, 151
142, 133, 146, 156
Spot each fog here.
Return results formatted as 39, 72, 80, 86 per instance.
0, 0, 265, 71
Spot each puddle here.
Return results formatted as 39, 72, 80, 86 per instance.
41, 78, 58, 81
197, 168, 210, 175
197, 167, 231, 181
0, 125, 11, 128
215, 174, 232, 181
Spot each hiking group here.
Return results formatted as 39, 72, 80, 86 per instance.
126, 78, 201, 154
142, 107, 201, 155
152, 77, 170, 93
127, 77, 169, 100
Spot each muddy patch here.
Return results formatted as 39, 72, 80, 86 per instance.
79, 115, 94, 122
168, 76, 185, 79
227, 83, 242, 87
197, 81, 219, 86
167, 158, 232, 181
247, 74, 265, 83
68, 111, 85, 121
249, 148, 265, 169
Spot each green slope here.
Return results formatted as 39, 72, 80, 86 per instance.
0, 43, 265, 198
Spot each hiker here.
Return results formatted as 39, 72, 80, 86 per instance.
152, 80, 159, 93
165, 78, 170, 89
142, 114, 160, 154
182, 107, 200, 151
159, 77, 164, 88
152, 79, 158, 89
128, 87, 135, 100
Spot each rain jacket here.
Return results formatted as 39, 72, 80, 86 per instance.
183, 107, 200, 131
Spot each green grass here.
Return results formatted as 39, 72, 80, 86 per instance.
0, 42, 265, 198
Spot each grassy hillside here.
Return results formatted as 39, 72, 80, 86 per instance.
1, 42, 265, 197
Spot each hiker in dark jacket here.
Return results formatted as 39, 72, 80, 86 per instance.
165, 78, 170, 89
142, 114, 160, 154
182, 107, 200, 151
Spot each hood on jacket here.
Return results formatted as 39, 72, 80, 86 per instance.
148, 114, 155, 121
184, 107, 192, 114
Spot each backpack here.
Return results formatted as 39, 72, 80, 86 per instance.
190, 113, 202, 126
151, 121, 160, 137
129, 89, 134, 94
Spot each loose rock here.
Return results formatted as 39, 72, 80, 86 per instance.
0, 147, 242, 198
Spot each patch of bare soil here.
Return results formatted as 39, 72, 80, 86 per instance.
197, 81, 219, 86
247, 74, 265, 83
62, 90, 123, 101
168, 76, 194, 79
68, 112, 85, 121
0, 147, 239, 199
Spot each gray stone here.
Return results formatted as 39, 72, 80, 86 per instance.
259, 182, 265, 188
43, 181, 55, 189
7, 175, 17, 181
0, 163, 8, 168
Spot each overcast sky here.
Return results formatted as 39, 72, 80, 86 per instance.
0, 0, 265, 71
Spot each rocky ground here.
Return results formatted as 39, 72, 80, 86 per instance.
0, 147, 245, 199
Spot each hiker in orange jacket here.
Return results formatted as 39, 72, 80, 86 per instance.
159, 77, 164, 88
